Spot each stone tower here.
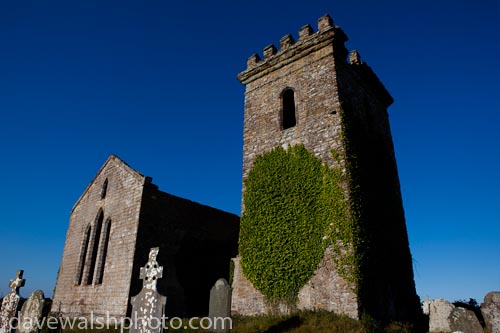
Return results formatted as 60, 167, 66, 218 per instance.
231, 14, 421, 324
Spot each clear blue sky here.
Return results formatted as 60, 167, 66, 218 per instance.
1, 0, 498, 304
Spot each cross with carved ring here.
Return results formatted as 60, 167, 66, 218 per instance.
139, 248, 163, 290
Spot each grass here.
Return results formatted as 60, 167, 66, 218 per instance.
152, 311, 414, 333
232, 311, 417, 333
41, 311, 419, 333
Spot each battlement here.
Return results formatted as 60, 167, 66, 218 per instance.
238, 14, 393, 107
238, 14, 348, 84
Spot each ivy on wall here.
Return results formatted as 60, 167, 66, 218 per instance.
239, 144, 356, 302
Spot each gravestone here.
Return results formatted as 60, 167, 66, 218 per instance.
130, 248, 167, 333
426, 298, 484, 333
449, 306, 484, 333
427, 299, 455, 332
481, 291, 500, 333
16, 290, 45, 333
0, 270, 25, 333
208, 278, 231, 332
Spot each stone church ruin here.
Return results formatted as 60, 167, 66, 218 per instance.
52, 13, 422, 326
52, 155, 239, 318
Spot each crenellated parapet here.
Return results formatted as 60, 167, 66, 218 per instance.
238, 14, 393, 107
238, 14, 348, 84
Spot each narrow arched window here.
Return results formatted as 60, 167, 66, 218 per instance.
95, 219, 111, 285
281, 89, 296, 129
100, 178, 108, 199
85, 210, 104, 285
76, 224, 91, 285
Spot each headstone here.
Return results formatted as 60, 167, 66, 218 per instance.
208, 278, 231, 332
481, 291, 500, 333
426, 298, 484, 333
16, 290, 45, 333
130, 248, 167, 333
0, 270, 25, 333
449, 306, 484, 333
427, 298, 455, 332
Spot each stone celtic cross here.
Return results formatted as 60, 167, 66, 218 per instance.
130, 248, 167, 333
139, 247, 163, 290
0, 270, 26, 333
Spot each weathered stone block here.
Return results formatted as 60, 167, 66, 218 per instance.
208, 279, 231, 332
481, 291, 500, 333
17, 290, 45, 333
425, 298, 484, 333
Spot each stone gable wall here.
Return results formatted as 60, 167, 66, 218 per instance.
52, 156, 145, 319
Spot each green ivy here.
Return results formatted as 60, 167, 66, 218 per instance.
229, 259, 235, 286
239, 145, 355, 301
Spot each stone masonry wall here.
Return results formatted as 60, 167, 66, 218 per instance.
231, 247, 358, 318
52, 156, 145, 319
336, 54, 421, 323
129, 184, 240, 317
240, 16, 347, 179
231, 257, 266, 316
297, 246, 358, 317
